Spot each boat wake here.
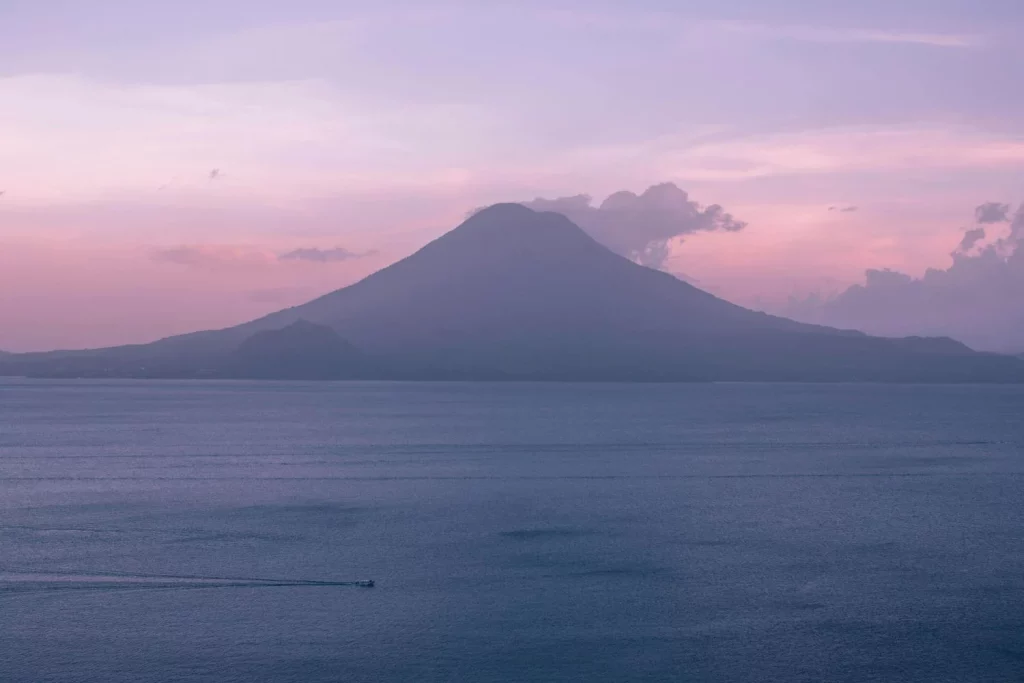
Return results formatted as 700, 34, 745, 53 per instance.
0, 570, 374, 596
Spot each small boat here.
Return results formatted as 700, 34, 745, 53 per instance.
356, 580, 375, 588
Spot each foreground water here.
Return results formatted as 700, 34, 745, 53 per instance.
2, 380, 1023, 682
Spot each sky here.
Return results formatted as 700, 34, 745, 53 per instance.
3, 0, 1024, 352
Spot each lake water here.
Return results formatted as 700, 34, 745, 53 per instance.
2, 379, 1024, 682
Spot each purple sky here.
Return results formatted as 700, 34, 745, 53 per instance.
3, 0, 1024, 351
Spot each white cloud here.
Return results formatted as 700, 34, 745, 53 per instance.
781, 202, 1024, 352
520, 182, 745, 268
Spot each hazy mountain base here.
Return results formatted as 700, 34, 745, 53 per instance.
4, 204, 1024, 383
4, 323, 1021, 383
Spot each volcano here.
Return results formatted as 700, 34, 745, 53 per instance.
5, 203, 1023, 382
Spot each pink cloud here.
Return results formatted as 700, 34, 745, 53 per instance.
150, 244, 277, 269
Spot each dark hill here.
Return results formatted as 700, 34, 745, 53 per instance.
223, 320, 367, 379
4, 203, 1024, 382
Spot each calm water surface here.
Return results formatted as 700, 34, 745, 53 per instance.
2, 380, 1023, 682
